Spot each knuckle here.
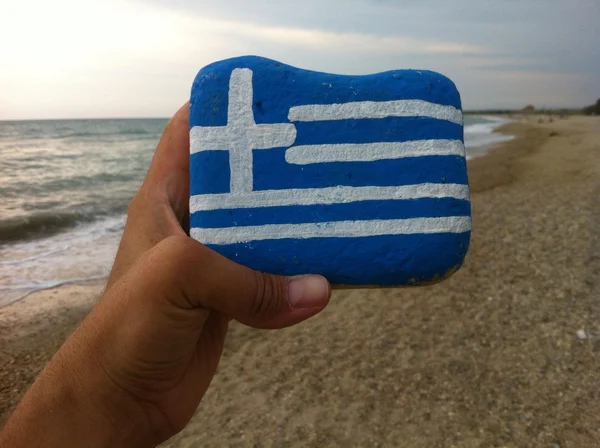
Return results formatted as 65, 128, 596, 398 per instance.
161, 235, 193, 261
158, 236, 211, 283
142, 237, 194, 293
249, 271, 285, 320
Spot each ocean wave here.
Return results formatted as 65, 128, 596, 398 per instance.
36, 171, 142, 191
1, 119, 157, 306
0, 246, 71, 265
0, 275, 107, 292
0, 212, 97, 243
0, 215, 125, 308
1, 130, 151, 141
59, 129, 159, 138
464, 116, 514, 156
0, 274, 107, 308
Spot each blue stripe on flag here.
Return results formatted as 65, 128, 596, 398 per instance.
292, 117, 462, 146
190, 198, 471, 229
205, 232, 471, 286
253, 153, 468, 191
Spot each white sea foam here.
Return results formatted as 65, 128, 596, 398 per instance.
464, 116, 514, 159
0, 215, 125, 308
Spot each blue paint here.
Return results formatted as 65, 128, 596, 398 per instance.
292, 118, 462, 146
191, 198, 471, 229
190, 150, 230, 195
189, 56, 471, 287
206, 232, 470, 286
253, 151, 468, 191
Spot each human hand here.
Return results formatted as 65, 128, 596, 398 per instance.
0, 104, 331, 448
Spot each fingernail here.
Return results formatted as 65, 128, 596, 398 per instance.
288, 275, 330, 309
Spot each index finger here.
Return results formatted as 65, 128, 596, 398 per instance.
146, 102, 191, 185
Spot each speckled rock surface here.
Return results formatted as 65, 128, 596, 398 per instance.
189, 56, 470, 286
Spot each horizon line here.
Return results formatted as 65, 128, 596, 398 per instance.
0, 116, 171, 123
0, 106, 588, 122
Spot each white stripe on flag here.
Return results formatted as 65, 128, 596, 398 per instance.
191, 216, 472, 245
189, 124, 296, 154
190, 183, 470, 213
285, 139, 465, 165
288, 99, 463, 124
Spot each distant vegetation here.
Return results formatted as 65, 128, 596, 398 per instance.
465, 100, 599, 116
464, 108, 581, 116
582, 99, 600, 116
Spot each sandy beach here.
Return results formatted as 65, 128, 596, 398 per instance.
1, 115, 599, 446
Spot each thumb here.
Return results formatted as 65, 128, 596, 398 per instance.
144, 236, 331, 329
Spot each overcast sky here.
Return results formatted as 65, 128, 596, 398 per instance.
1, 0, 598, 119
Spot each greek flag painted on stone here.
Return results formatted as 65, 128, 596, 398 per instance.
189, 56, 471, 286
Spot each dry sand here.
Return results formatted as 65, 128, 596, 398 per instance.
1, 116, 599, 447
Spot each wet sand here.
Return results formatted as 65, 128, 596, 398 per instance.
1, 116, 599, 447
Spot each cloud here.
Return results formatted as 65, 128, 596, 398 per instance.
0, 0, 598, 119
181, 17, 482, 57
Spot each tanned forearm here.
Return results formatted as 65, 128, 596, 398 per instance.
0, 311, 155, 448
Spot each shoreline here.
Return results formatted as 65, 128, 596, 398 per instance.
0, 277, 107, 309
0, 116, 511, 310
464, 114, 515, 160
0, 121, 536, 404
2, 115, 599, 446
466, 119, 549, 193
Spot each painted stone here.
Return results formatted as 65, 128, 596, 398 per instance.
189, 56, 471, 287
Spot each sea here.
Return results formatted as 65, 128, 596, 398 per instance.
0, 116, 512, 307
